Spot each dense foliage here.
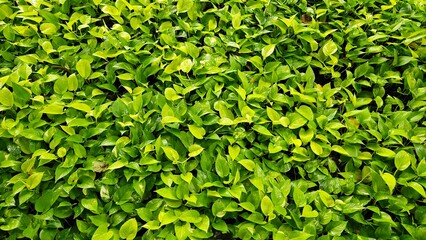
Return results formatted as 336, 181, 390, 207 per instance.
1, 0, 426, 239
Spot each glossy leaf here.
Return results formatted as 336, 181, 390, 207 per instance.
25, 172, 44, 190
395, 150, 413, 171
119, 218, 138, 240
76, 59, 92, 79
381, 173, 396, 194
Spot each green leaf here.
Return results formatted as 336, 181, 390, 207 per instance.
299, 128, 314, 145
68, 74, 79, 91
305, 66, 315, 83
289, 113, 308, 129
188, 125, 206, 139
40, 23, 57, 35
327, 221, 347, 236
180, 59, 193, 73
81, 198, 99, 214
408, 182, 426, 198
92, 226, 113, 240
68, 102, 91, 113
186, 42, 199, 58
0, 88, 13, 107
262, 44, 275, 59
194, 215, 210, 232
215, 155, 229, 178
111, 99, 129, 117
0, 218, 20, 231
35, 190, 58, 212
284, 230, 312, 240
417, 160, 426, 177
301, 205, 319, 218
102, 5, 120, 15
162, 116, 183, 124
310, 141, 323, 155
119, 218, 138, 240
165, 88, 181, 101
354, 62, 370, 78
296, 105, 314, 121
293, 187, 306, 207
177, 0, 194, 13
41, 40, 55, 54
175, 222, 191, 240
163, 147, 180, 162
156, 187, 178, 200
218, 118, 235, 125
179, 210, 202, 223
26, 172, 44, 190
238, 159, 255, 172
267, 107, 281, 122
228, 145, 240, 160
381, 172, 396, 194
253, 125, 273, 136
12, 82, 31, 105
76, 59, 92, 79
318, 190, 335, 207
240, 202, 256, 212
376, 147, 396, 158
42, 104, 64, 115
322, 40, 338, 56
158, 211, 178, 225
188, 144, 204, 157
261, 195, 274, 216
395, 150, 413, 171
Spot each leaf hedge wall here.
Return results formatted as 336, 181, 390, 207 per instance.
0, 0, 426, 239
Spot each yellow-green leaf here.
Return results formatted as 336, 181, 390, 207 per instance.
188, 125, 206, 139
68, 102, 91, 113
261, 44, 275, 60
408, 182, 426, 197
302, 205, 319, 218
119, 218, 138, 240
162, 147, 179, 162
376, 147, 396, 158
252, 125, 273, 136
238, 159, 255, 171
26, 172, 44, 190
318, 190, 335, 207
188, 144, 204, 157
322, 40, 337, 56
76, 59, 92, 79
261, 195, 274, 216
228, 145, 240, 160
381, 172, 396, 194
40, 23, 57, 35
0, 88, 13, 107
395, 150, 413, 171
310, 141, 323, 155
42, 104, 64, 115
177, 0, 194, 13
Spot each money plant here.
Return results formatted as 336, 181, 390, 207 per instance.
0, 0, 425, 239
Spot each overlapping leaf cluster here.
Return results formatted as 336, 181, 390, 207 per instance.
0, 0, 426, 239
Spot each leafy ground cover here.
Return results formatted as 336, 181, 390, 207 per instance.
1, 0, 426, 239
